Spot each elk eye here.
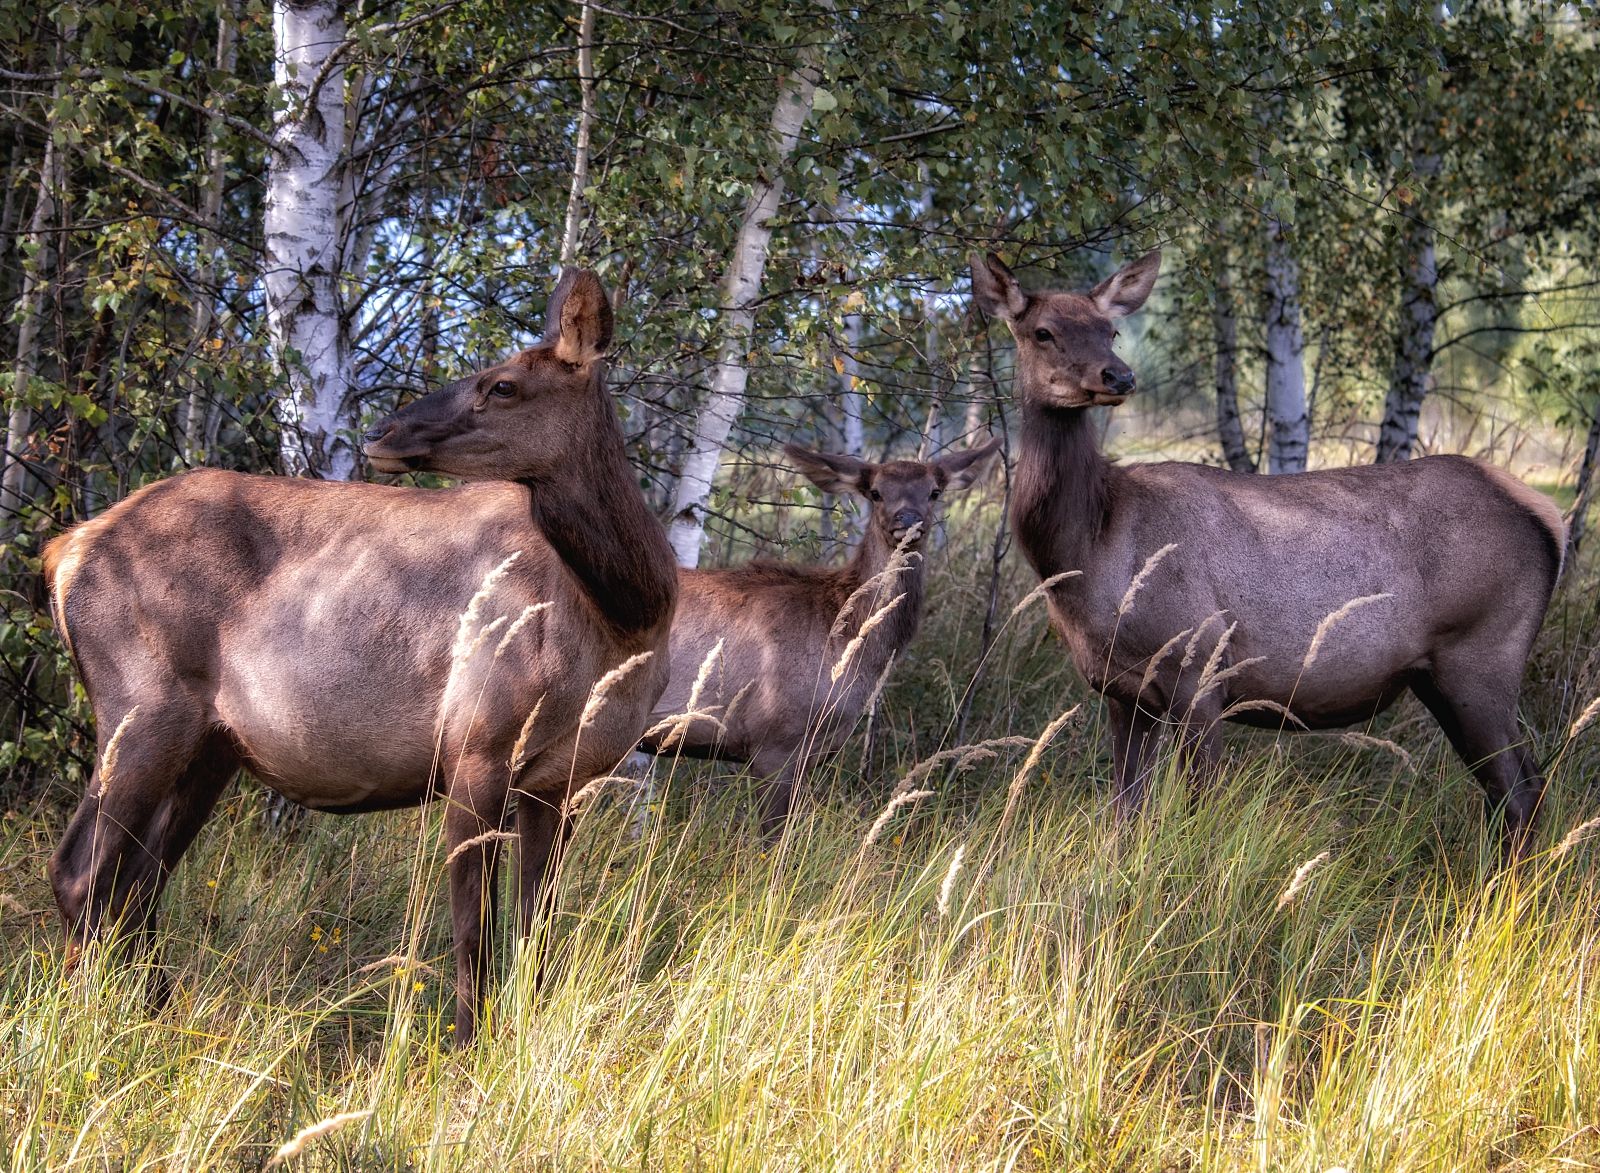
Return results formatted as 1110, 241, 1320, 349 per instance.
929, 489, 942, 500
490, 380, 517, 398
869, 489, 882, 501
1034, 328, 1053, 343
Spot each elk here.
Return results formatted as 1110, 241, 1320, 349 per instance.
42, 268, 676, 1043
970, 249, 1563, 851
638, 439, 1001, 834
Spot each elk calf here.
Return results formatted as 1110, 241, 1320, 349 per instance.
971, 249, 1562, 852
640, 439, 1000, 834
44, 269, 676, 1043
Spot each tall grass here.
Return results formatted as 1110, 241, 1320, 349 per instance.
4, 498, 1599, 1170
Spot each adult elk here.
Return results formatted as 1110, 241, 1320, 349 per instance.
43, 269, 676, 1043
639, 440, 1000, 834
970, 249, 1562, 851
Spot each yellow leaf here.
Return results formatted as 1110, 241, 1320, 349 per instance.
832, 354, 846, 375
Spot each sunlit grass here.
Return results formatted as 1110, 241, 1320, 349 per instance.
4, 507, 1599, 1170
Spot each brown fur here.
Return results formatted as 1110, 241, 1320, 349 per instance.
640, 440, 999, 834
973, 250, 1561, 852
44, 269, 676, 1043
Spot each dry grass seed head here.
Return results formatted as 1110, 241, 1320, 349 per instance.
1567, 695, 1600, 742
830, 544, 919, 640
831, 592, 906, 684
1179, 611, 1228, 674
1553, 815, 1600, 859
863, 789, 935, 847
267, 1111, 373, 1167
1218, 699, 1308, 729
1276, 850, 1332, 911
1007, 570, 1082, 624
937, 845, 967, 917
444, 829, 519, 866
1192, 654, 1267, 706
95, 705, 140, 800
508, 696, 546, 774
564, 773, 643, 815
451, 551, 523, 664
685, 638, 726, 713
1337, 731, 1414, 770
494, 601, 553, 658
581, 651, 655, 729
1117, 542, 1180, 619
1138, 625, 1194, 698
1302, 593, 1392, 672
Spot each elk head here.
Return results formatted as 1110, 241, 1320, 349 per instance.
970, 250, 1160, 410
363, 267, 615, 479
783, 437, 1003, 547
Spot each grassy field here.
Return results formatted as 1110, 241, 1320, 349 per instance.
4, 495, 1600, 1171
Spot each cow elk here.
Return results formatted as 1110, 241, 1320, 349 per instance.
43, 268, 677, 1043
970, 249, 1562, 853
639, 439, 1001, 834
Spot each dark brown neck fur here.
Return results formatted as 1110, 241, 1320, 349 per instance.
520, 371, 676, 636
1012, 402, 1114, 580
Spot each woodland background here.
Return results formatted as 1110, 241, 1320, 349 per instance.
4, 5, 1600, 1170
0, 2, 1598, 790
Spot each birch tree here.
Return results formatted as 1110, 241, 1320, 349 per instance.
559, 0, 597, 267
1, 20, 71, 534
666, 37, 825, 568
265, 0, 357, 481
181, 0, 238, 466
1212, 245, 1255, 473
1263, 210, 1308, 474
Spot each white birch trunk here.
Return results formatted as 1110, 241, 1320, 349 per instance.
182, 0, 238, 466
265, 0, 356, 481
1263, 211, 1308, 474
840, 309, 864, 457
666, 44, 823, 568
560, 0, 597, 266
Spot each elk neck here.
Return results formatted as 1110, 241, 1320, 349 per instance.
516, 371, 676, 636
1012, 401, 1114, 583
832, 519, 927, 668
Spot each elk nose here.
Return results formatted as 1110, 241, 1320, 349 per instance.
893, 510, 923, 531
363, 422, 393, 445
1102, 367, 1136, 396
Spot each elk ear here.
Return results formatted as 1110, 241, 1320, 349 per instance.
784, 443, 869, 495
970, 252, 1028, 321
1090, 249, 1161, 319
934, 436, 1003, 492
546, 267, 614, 364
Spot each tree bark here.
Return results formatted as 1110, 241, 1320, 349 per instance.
2, 29, 70, 534
1375, 210, 1440, 463
182, 0, 238, 466
1567, 395, 1600, 564
1263, 211, 1308, 474
559, 0, 597, 267
667, 38, 824, 568
1213, 248, 1255, 472
265, 0, 357, 481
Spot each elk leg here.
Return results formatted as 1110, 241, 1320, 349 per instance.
50, 702, 216, 962
1175, 718, 1222, 787
1410, 670, 1545, 858
1106, 698, 1159, 817
443, 761, 512, 1046
514, 789, 572, 937
752, 748, 801, 841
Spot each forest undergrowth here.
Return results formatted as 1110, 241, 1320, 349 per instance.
4, 497, 1600, 1171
